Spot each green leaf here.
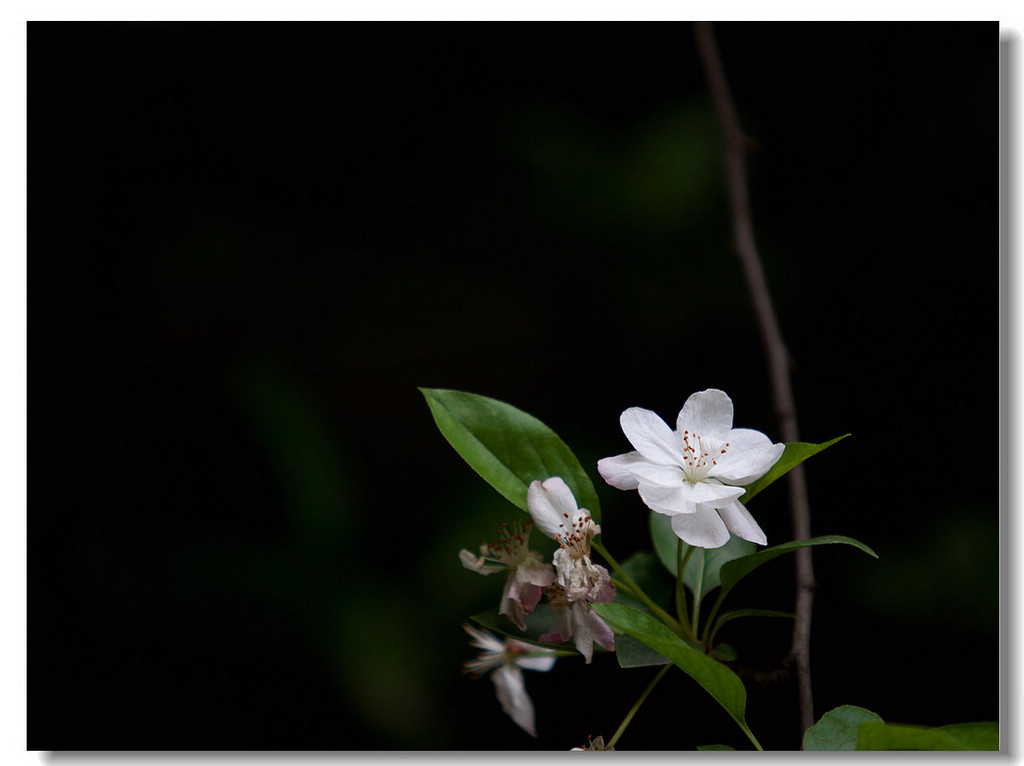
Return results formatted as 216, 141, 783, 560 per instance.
420, 388, 600, 521
469, 604, 566, 651
709, 643, 736, 661
929, 723, 999, 750
605, 552, 675, 668
857, 721, 998, 751
803, 705, 884, 751
614, 634, 671, 668
650, 512, 755, 594
718, 535, 878, 604
616, 551, 674, 615
714, 608, 795, 627
591, 602, 758, 746
741, 435, 850, 504
697, 744, 736, 751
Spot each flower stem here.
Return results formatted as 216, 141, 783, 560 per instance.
691, 547, 706, 641
609, 575, 639, 599
606, 663, 672, 749
701, 590, 727, 646
675, 541, 695, 637
592, 540, 684, 636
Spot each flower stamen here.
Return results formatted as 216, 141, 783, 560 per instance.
681, 432, 728, 483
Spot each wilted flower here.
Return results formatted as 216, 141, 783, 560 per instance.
541, 576, 616, 664
598, 389, 784, 549
571, 735, 614, 751
527, 477, 616, 663
462, 623, 556, 737
460, 519, 554, 630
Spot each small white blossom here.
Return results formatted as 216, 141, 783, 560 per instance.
527, 477, 616, 663
598, 389, 784, 549
526, 476, 600, 561
459, 519, 554, 630
462, 624, 556, 737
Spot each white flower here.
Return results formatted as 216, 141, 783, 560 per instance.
526, 476, 600, 561
459, 519, 554, 630
597, 389, 784, 549
527, 477, 616, 663
462, 623, 556, 737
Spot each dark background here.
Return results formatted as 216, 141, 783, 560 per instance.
29, 22, 999, 750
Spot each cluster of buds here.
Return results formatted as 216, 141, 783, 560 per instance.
459, 476, 616, 736
527, 477, 616, 663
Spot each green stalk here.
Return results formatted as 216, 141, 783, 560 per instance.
675, 541, 696, 638
609, 576, 639, 599
592, 540, 684, 636
607, 664, 672, 749
701, 589, 728, 646
691, 547, 706, 641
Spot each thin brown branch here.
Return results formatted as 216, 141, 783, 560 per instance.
692, 20, 818, 736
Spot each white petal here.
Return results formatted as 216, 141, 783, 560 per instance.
676, 389, 734, 438
569, 604, 616, 663
583, 609, 616, 653
626, 461, 685, 488
517, 559, 555, 588
552, 547, 578, 589
459, 548, 504, 575
512, 647, 557, 673
686, 479, 746, 506
711, 429, 785, 485
638, 479, 744, 515
637, 482, 694, 515
670, 505, 731, 548
506, 579, 546, 618
515, 655, 557, 673
462, 625, 507, 674
569, 612, 596, 664
464, 655, 504, 676
463, 623, 505, 654
527, 477, 579, 541
597, 452, 644, 490
588, 565, 616, 603
619, 407, 686, 465
491, 664, 537, 737
715, 499, 767, 546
